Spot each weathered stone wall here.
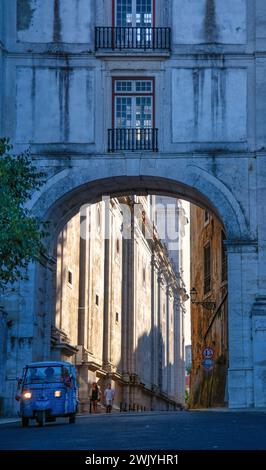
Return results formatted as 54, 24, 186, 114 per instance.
1, 0, 266, 413
172, 0, 246, 45
134, 228, 153, 389
56, 214, 80, 347
0, 309, 7, 415
16, 0, 94, 44
107, 201, 123, 372
86, 204, 105, 364
16, 67, 95, 144
172, 68, 247, 142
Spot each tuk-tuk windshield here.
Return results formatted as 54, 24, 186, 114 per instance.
24, 366, 64, 384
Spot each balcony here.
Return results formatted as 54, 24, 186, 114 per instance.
108, 128, 158, 152
95, 27, 171, 53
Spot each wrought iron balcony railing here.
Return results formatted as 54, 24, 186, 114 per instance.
95, 27, 171, 51
108, 128, 158, 152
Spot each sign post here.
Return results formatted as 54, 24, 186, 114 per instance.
202, 347, 214, 359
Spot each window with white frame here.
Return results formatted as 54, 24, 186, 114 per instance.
113, 78, 154, 129
115, 0, 153, 27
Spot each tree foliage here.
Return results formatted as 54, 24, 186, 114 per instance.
0, 138, 46, 291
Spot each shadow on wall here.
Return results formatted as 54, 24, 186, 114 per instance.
203, 0, 220, 43
111, 324, 186, 411
0, 308, 8, 415
190, 354, 228, 408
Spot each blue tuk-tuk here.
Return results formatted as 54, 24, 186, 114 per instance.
17, 361, 78, 427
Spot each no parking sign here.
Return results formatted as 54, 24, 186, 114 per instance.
202, 347, 214, 359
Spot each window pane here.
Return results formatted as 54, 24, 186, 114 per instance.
136, 0, 152, 26
136, 97, 152, 128
116, 0, 153, 27
116, 0, 133, 27
25, 366, 63, 384
114, 79, 154, 130
136, 80, 152, 92
116, 81, 133, 92
116, 97, 133, 127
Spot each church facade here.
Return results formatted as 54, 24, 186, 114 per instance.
53, 196, 188, 412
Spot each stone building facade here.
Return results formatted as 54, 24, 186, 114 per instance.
1, 0, 266, 414
52, 196, 188, 411
190, 206, 228, 408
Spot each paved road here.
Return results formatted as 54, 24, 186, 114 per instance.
0, 411, 266, 450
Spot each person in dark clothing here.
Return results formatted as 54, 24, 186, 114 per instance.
91, 382, 99, 413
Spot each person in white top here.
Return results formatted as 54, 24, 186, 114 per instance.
104, 383, 115, 413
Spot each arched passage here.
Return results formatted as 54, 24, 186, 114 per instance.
30, 170, 249, 252
4, 166, 257, 413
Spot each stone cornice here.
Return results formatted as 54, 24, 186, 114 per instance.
225, 240, 258, 253
27, 150, 262, 160
5, 48, 266, 60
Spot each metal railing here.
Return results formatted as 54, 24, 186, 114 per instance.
95, 27, 171, 51
108, 128, 158, 152
120, 402, 146, 412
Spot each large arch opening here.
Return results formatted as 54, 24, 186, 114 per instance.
35, 174, 244, 252
31, 175, 234, 411
3, 169, 255, 417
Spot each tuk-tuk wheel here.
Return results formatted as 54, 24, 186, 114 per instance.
69, 414, 76, 424
36, 411, 45, 427
22, 417, 29, 427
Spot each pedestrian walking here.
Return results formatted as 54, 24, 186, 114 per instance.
91, 382, 99, 413
104, 383, 115, 413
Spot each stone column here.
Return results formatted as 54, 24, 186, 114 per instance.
253, 157, 266, 406
78, 210, 90, 405
252, 296, 266, 407
150, 255, 159, 410
174, 295, 182, 403
257, 79, 266, 297
180, 307, 186, 403
78, 210, 90, 349
129, 204, 136, 375
103, 234, 111, 369
157, 270, 163, 392
166, 284, 171, 396
226, 242, 258, 408
121, 235, 130, 405
121, 201, 135, 406
42, 255, 57, 360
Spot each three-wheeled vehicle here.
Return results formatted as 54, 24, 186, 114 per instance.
17, 361, 78, 427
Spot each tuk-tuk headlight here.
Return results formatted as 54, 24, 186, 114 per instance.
54, 390, 62, 398
23, 391, 32, 400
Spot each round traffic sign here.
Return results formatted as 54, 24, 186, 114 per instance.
202, 347, 214, 359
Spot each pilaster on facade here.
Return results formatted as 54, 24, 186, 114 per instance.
51, 326, 78, 359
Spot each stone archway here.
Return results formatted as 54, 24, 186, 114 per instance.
4, 161, 259, 412
29, 163, 249, 247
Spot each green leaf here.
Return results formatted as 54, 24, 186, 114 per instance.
0, 138, 47, 291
